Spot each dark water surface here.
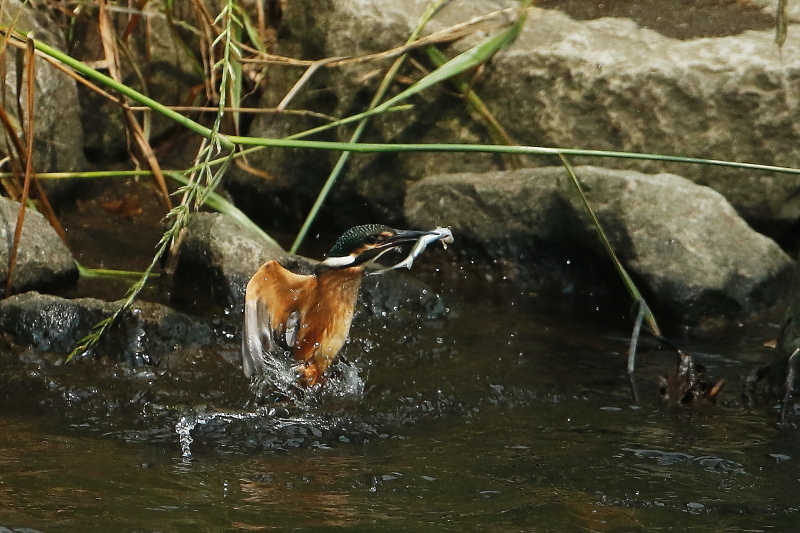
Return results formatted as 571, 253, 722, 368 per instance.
1, 285, 799, 532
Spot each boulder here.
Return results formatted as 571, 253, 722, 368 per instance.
70, 2, 203, 162
174, 212, 289, 313
0, 197, 77, 294
230, 0, 800, 240
478, 8, 800, 239
0, 291, 212, 366
405, 166, 794, 323
0, 1, 86, 178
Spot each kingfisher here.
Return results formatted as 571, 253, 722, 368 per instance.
242, 224, 453, 388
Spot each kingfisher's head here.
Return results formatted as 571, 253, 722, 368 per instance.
320, 224, 435, 269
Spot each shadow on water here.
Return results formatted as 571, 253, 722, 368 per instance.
1, 277, 800, 531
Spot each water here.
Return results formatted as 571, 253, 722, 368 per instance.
1, 286, 799, 531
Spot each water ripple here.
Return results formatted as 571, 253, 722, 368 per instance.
623, 447, 747, 475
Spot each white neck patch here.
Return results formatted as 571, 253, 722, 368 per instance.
321, 254, 357, 268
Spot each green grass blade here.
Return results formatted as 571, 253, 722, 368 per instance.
75, 261, 157, 280
165, 171, 282, 249
224, 140, 800, 177
289, 0, 450, 253
558, 154, 661, 337
777, 0, 789, 48
282, 0, 531, 143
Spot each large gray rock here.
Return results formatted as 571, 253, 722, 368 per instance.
228, 0, 517, 227
175, 212, 447, 319
175, 212, 290, 313
0, 292, 212, 366
0, 197, 77, 294
0, 1, 86, 176
232, 0, 800, 239
480, 8, 800, 237
751, 0, 800, 22
405, 166, 794, 323
70, 3, 202, 162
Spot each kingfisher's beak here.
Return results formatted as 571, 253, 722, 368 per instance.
382, 229, 438, 247
355, 229, 436, 266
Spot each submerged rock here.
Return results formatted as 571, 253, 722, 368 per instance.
774, 253, 800, 392
0, 198, 77, 295
405, 166, 793, 324
0, 292, 212, 366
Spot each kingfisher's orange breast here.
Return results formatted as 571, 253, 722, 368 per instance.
293, 267, 363, 372
244, 260, 365, 383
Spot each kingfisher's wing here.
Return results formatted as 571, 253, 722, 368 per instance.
241, 260, 314, 378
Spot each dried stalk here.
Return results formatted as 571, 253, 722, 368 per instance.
5, 34, 35, 297
97, 0, 171, 209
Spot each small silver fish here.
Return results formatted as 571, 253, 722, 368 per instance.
390, 227, 453, 270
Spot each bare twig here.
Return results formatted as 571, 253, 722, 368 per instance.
277, 57, 343, 111
241, 7, 515, 68
781, 348, 800, 424
6, 34, 36, 297
97, 0, 171, 209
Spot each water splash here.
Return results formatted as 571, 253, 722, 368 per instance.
175, 408, 196, 458
248, 347, 303, 402
248, 350, 366, 407
316, 358, 366, 400
174, 404, 330, 458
